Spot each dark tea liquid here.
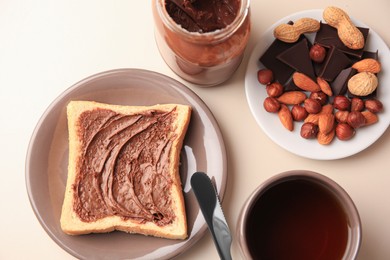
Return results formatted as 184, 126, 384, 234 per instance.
246, 179, 349, 260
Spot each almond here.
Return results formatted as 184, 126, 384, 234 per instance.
352, 58, 381, 74
321, 104, 334, 114
304, 113, 320, 125
317, 77, 333, 96
318, 114, 335, 135
293, 72, 321, 92
278, 104, 294, 131
317, 129, 335, 145
277, 91, 307, 105
303, 113, 320, 125
361, 110, 379, 126
304, 104, 334, 125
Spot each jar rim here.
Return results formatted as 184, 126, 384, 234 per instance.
155, 0, 250, 43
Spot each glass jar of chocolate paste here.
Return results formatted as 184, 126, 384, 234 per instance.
152, 0, 251, 86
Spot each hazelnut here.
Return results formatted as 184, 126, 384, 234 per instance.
300, 122, 319, 139
335, 110, 349, 123
310, 91, 328, 105
257, 69, 274, 85
333, 95, 351, 111
263, 97, 280, 113
309, 44, 326, 63
336, 123, 355, 140
304, 98, 322, 114
347, 111, 366, 128
365, 99, 384, 113
291, 104, 308, 121
351, 97, 364, 112
266, 82, 284, 97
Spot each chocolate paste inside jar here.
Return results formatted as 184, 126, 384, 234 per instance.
73, 107, 179, 226
165, 0, 241, 33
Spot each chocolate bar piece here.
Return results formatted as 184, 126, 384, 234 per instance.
259, 36, 307, 85
350, 50, 379, 63
315, 22, 369, 58
277, 38, 316, 80
347, 89, 377, 99
331, 67, 357, 96
284, 76, 301, 92
362, 50, 379, 60
315, 46, 352, 82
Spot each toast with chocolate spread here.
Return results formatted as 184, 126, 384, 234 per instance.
60, 101, 191, 239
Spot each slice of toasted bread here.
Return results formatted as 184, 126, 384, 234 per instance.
60, 101, 191, 239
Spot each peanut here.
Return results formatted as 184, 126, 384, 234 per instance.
323, 6, 364, 50
273, 18, 320, 43
348, 72, 378, 96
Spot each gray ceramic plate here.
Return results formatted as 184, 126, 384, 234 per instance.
25, 69, 227, 259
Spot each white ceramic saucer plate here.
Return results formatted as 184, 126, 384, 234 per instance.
245, 9, 390, 160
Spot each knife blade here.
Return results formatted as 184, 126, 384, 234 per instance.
191, 172, 232, 260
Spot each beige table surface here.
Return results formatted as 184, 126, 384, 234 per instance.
1, 0, 389, 259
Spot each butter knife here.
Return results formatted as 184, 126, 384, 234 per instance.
191, 172, 232, 260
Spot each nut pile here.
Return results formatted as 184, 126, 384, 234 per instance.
258, 6, 384, 145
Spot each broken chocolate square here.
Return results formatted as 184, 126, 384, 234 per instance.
315, 45, 352, 82
277, 38, 316, 80
362, 50, 379, 60
284, 76, 301, 92
347, 89, 377, 99
350, 50, 379, 63
331, 67, 357, 96
259, 36, 307, 85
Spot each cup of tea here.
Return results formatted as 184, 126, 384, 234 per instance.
237, 170, 361, 260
